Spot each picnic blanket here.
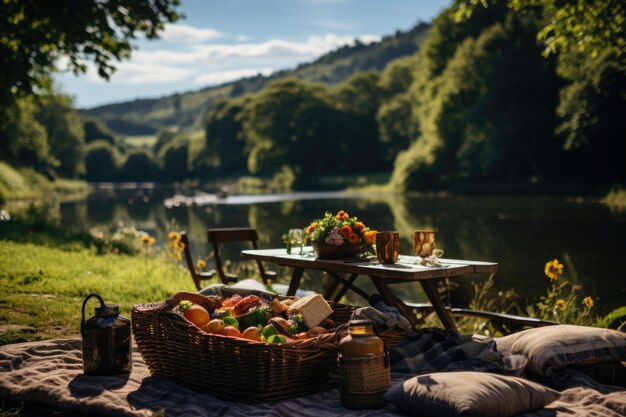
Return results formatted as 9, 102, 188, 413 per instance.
1, 338, 625, 417
390, 328, 507, 374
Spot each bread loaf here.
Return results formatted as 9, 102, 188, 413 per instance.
288, 294, 332, 328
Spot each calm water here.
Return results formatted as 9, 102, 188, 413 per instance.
59, 186, 626, 314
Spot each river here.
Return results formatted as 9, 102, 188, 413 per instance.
59, 185, 626, 315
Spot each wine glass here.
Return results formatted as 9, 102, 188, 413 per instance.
289, 228, 304, 255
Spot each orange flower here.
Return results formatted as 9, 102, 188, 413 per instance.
340, 225, 352, 236
306, 222, 318, 235
196, 259, 206, 269
336, 210, 349, 220
354, 221, 365, 230
347, 233, 359, 245
364, 230, 377, 244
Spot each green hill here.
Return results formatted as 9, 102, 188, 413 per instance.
82, 22, 430, 135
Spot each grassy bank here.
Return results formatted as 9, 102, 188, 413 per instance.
0, 211, 197, 346
0, 162, 87, 203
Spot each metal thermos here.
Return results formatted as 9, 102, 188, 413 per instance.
81, 293, 132, 375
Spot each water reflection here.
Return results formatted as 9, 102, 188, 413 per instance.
59, 189, 625, 314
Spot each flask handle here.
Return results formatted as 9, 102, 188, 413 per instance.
81, 293, 106, 337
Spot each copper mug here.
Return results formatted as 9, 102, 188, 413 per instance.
414, 230, 435, 258
376, 231, 399, 264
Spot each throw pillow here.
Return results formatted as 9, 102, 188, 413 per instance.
384, 371, 559, 417
496, 325, 626, 376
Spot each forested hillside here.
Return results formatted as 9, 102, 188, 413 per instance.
82, 22, 430, 135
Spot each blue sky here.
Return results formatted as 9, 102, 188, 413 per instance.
55, 0, 450, 108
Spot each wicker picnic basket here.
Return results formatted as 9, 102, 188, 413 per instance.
132, 292, 356, 402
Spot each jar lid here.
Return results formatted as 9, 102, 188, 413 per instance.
95, 304, 120, 317
348, 319, 373, 326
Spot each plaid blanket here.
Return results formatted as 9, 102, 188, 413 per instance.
390, 328, 505, 374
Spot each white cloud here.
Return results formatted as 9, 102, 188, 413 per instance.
161, 23, 222, 43
194, 68, 275, 85
86, 62, 195, 84
77, 32, 380, 86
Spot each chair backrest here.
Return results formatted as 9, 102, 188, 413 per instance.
207, 227, 271, 285
180, 231, 209, 291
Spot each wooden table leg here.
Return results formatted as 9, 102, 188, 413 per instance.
370, 277, 420, 329
420, 279, 458, 333
332, 273, 358, 302
324, 273, 345, 300
287, 267, 304, 296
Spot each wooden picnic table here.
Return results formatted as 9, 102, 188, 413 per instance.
241, 247, 498, 334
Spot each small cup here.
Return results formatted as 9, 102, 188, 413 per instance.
376, 231, 399, 264
414, 230, 435, 258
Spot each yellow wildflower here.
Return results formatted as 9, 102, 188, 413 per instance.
174, 252, 182, 261
178, 241, 186, 251
168, 231, 181, 241
141, 235, 155, 245
582, 296, 594, 308
196, 259, 206, 269
544, 259, 564, 281
555, 299, 566, 310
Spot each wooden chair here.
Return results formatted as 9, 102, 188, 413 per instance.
180, 232, 216, 291
208, 227, 277, 286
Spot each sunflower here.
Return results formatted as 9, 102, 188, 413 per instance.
544, 259, 564, 281
582, 296, 594, 308
555, 299, 566, 310
196, 259, 206, 269
141, 235, 155, 245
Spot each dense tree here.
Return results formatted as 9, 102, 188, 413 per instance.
85, 140, 120, 181
0, 96, 48, 167
454, 0, 625, 59
157, 137, 189, 180
119, 150, 156, 180
0, 0, 181, 106
243, 78, 342, 177
36, 95, 85, 178
198, 97, 249, 173
83, 118, 117, 145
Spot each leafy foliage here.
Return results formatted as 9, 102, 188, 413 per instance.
0, 0, 181, 106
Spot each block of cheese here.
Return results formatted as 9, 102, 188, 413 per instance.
288, 294, 333, 328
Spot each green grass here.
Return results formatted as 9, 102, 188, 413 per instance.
0, 226, 198, 345
0, 162, 87, 203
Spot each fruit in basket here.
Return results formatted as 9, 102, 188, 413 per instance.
223, 326, 242, 338
222, 316, 239, 329
241, 326, 261, 341
203, 318, 226, 334
181, 303, 210, 327
261, 324, 279, 340
232, 295, 263, 316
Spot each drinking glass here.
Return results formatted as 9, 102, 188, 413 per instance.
376, 231, 399, 264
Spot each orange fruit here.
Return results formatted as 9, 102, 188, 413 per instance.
184, 305, 210, 327
241, 326, 261, 341
203, 319, 225, 334
223, 326, 242, 338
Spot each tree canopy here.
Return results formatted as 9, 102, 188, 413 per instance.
0, 0, 181, 105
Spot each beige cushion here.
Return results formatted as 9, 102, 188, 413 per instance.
384, 371, 559, 417
496, 325, 626, 376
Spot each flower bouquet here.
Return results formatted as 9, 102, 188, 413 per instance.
305, 210, 377, 259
